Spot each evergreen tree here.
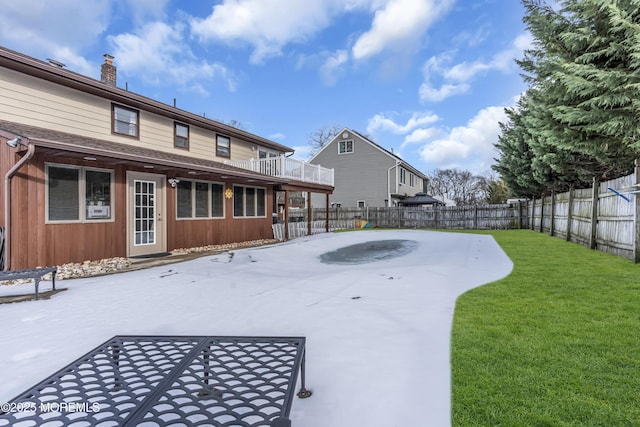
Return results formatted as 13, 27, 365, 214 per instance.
495, 0, 640, 195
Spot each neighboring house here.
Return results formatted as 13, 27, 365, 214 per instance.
0, 47, 332, 270
309, 128, 427, 207
398, 193, 445, 208
432, 195, 457, 207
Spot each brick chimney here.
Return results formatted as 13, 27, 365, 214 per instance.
100, 54, 116, 87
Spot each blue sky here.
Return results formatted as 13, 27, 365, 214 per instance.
0, 0, 531, 175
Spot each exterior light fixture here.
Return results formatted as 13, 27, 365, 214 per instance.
6, 137, 24, 148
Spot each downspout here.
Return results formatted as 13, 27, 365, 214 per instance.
4, 144, 35, 271
387, 161, 399, 207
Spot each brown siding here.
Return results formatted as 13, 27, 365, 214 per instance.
167, 185, 275, 250
5, 155, 276, 269
9, 154, 128, 269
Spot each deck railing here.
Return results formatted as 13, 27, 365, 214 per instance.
226, 156, 334, 186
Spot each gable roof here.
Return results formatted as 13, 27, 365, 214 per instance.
310, 127, 426, 178
0, 46, 293, 155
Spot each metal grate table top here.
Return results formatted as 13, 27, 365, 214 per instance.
0, 335, 310, 427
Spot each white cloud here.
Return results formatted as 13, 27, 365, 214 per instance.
444, 33, 533, 83
404, 127, 441, 144
0, 0, 111, 75
190, 0, 452, 72
124, 0, 169, 25
190, 0, 346, 64
109, 21, 237, 93
269, 132, 286, 141
419, 82, 470, 103
352, 0, 453, 60
419, 32, 532, 103
419, 105, 508, 172
367, 111, 440, 135
320, 50, 349, 86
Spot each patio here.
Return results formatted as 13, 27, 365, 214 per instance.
0, 230, 512, 426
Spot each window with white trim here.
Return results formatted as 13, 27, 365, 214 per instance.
176, 180, 225, 219
338, 140, 353, 154
233, 185, 266, 217
46, 164, 114, 222
112, 104, 139, 138
410, 173, 415, 187
216, 134, 231, 158
400, 168, 406, 184
174, 122, 189, 149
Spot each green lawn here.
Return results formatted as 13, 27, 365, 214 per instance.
451, 230, 640, 426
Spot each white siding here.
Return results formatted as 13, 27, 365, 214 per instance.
310, 130, 425, 207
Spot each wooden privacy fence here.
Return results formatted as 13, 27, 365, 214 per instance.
274, 166, 640, 262
306, 205, 526, 230
528, 170, 639, 262
272, 220, 355, 240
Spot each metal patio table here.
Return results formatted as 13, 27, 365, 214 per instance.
0, 335, 311, 427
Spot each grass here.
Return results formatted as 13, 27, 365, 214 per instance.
451, 230, 640, 426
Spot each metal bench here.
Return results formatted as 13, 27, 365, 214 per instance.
0, 266, 57, 300
0, 335, 311, 426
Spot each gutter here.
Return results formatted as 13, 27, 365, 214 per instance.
3, 144, 35, 271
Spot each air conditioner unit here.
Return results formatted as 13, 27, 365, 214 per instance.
87, 206, 110, 219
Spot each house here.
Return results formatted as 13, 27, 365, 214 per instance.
309, 128, 426, 207
0, 46, 333, 270
398, 192, 445, 208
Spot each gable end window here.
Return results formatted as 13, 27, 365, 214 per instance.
174, 122, 189, 149
400, 168, 406, 184
112, 104, 139, 138
216, 134, 231, 158
338, 140, 354, 154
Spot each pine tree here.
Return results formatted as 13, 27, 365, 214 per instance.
495, 0, 640, 195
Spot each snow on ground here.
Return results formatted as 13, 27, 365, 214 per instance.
0, 230, 513, 427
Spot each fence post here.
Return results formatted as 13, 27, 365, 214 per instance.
325, 195, 329, 232
566, 185, 574, 242
539, 194, 544, 233
589, 177, 599, 250
473, 205, 478, 229
549, 192, 555, 236
634, 160, 640, 263
530, 197, 535, 230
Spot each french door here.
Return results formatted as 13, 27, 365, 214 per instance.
127, 171, 166, 257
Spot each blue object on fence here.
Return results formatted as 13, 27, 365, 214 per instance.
608, 187, 631, 202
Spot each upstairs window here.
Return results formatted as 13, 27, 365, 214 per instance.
338, 140, 353, 154
174, 123, 189, 149
217, 134, 231, 158
112, 104, 139, 138
400, 168, 406, 184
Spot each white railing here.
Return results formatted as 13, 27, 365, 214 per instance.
272, 220, 354, 240
225, 156, 334, 186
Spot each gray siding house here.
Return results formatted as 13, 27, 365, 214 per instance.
309, 128, 426, 207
